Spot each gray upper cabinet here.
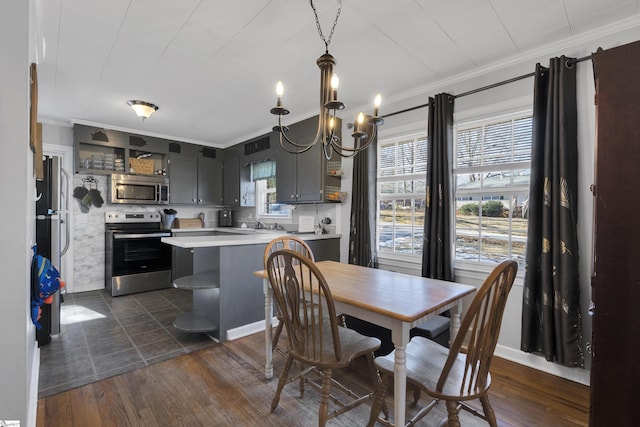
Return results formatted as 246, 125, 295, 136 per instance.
74, 124, 172, 176
198, 157, 223, 204
223, 153, 255, 207
223, 152, 240, 206
74, 125, 127, 174
275, 116, 341, 203
169, 155, 198, 204
276, 144, 323, 203
169, 151, 223, 205
224, 134, 276, 206
239, 164, 255, 206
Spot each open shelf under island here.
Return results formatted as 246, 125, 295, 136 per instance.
162, 231, 341, 342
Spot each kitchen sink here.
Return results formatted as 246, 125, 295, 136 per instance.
225, 227, 283, 234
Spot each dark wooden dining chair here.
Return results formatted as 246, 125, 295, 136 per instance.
266, 249, 383, 427
264, 236, 315, 351
367, 259, 518, 427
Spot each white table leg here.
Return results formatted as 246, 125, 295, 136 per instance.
391, 322, 410, 427
263, 277, 273, 379
450, 299, 463, 342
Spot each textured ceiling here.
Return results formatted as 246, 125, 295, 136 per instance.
36, 0, 640, 147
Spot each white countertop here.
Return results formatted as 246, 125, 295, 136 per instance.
169, 227, 218, 233
162, 231, 341, 248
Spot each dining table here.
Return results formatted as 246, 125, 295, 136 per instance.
253, 260, 476, 426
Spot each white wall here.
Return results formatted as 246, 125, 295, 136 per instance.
0, 0, 38, 425
338, 18, 640, 386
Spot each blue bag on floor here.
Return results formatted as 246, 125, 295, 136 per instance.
30, 245, 61, 329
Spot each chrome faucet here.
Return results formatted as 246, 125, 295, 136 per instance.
256, 220, 266, 229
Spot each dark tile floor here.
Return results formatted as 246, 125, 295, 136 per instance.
38, 287, 217, 398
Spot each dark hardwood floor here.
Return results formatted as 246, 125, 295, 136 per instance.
37, 331, 589, 426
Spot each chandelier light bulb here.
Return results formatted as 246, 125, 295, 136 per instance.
331, 74, 339, 101
275, 81, 285, 109
355, 112, 365, 132
374, 94, 382, 117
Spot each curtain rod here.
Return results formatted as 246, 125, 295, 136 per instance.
382, 54, 592, 119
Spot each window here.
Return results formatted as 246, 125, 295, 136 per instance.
377, 134, 428, 256
454, 112, 532, 266
252, 161, 291, 219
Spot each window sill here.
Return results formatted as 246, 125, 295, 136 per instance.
376, 254, 524, 287
256, 216, 293, 225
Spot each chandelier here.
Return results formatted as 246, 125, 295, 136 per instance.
270, 0, 383, 159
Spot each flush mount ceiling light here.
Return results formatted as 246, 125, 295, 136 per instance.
127, 100, 158, 120
270, 0, 383, 159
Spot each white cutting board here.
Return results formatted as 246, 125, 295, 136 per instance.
298, 216, 315, 233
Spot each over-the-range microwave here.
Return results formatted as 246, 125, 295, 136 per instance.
110, 174, 169, 205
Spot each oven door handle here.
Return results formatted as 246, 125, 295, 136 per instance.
114, 232, 172, 239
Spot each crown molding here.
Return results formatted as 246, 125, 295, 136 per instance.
384, 15, 640, 107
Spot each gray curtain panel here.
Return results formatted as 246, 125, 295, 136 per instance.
422, 94, 454, 281
521, 57, 584, 367
345, 118, 394, 355
349, 117, 378, 268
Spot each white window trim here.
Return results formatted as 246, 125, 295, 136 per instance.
255, 179, 292, 221
376, 133, 428, 256
453, 107, 532, 267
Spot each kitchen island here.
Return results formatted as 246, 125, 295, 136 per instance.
161, 232, 340, 342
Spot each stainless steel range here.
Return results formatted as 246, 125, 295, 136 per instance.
105, 212, 172, 296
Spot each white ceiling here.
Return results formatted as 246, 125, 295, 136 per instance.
36, 0, 640, 148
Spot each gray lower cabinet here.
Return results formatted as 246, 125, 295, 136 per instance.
169, 155, 223, 204
306, 238, 340, 262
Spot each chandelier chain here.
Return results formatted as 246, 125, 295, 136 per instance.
310, 0, 342, 51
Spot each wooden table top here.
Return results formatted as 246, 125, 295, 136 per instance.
255, 260, 476, 323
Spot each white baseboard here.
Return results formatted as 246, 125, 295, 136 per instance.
71, 283, 104, 293
226, 317, 279, 341
494, 344, 590, 386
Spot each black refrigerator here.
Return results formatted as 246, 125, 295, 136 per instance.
35, 155, 70, 346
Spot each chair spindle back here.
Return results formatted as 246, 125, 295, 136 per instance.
264, 236, 315, 268
266, 249, 341, 365
437, 260, 518, 395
